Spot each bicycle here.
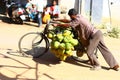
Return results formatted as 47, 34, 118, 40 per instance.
18, 20, 98, 63
18, 21, 51, 58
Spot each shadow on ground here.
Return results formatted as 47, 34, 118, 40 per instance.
6, 48, 110, 70
33, 49, 110, 70
0, 13, 38, 27
6, 48, 92, 68
0, 14, 38, 27
0, 48, 110, 80
33, 50, 92, 68
0, 73, 34, 80
0, 52, 38, 80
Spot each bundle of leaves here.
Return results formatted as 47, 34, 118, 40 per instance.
107, 27, 120, 38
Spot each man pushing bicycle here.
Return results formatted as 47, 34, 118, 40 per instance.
52, 8, 119, 71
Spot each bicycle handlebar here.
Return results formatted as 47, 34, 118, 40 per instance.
43, 19, 61, 34
48, 19, 61, 24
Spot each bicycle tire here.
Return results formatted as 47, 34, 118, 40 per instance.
71, 56, 89, 63
72, 48, 98, 63
32, 33, 50, 58
18, 32, 49, 58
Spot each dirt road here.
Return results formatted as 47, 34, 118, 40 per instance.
0, 15, 120, 80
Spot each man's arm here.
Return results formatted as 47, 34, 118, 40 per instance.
53, 18, 71, 23
52, 23, 71, 28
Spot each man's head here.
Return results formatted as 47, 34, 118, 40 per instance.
68, 8, 78, 20
53, 0, 57, 6
27, 0, 31, 2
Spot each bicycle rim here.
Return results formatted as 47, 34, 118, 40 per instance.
71, 54, 89, 63
18, 32, 49, 58
32, 34, 49, 58
72, 48, 98, 63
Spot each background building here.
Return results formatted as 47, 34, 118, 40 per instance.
0, 0, 120, 26
59, 0, 120, 26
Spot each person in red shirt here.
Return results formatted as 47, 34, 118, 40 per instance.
52, 8, 119, 71
50, 0, 60, 18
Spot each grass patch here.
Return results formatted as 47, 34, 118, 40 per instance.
94, 23, 120, 38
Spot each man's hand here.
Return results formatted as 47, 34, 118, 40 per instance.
52, 18, 70, 23
52, 18, 58, 21
81, 39, 89, 47
52, 24, 58, 27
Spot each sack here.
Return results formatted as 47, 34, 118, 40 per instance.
76, 50, 84, 57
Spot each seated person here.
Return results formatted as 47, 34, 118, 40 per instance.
50, 0, 60, 18
42, 6, 51, 23
25, 0, 32, 18
29, 4, 37, 21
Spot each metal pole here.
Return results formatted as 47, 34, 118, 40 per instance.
79, 0, 82, 14
78, 0, 80, 14
108, 0, 112, 25
90, 0, 93, 21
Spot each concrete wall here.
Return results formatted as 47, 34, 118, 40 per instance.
59, 0, 75, 12
59, 0, 120, 26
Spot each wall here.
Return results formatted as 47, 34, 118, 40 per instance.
59, 0, 75, 12
102, 0, 120, 26
59, 0, 120, 26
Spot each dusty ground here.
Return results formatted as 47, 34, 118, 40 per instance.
0, 14, 120, 80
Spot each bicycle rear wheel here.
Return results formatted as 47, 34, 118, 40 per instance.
71, 53, 89, 63
18, 32, 49, 58
72, 48, 98, 63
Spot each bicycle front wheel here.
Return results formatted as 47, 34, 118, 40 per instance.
18, 32, 49, 58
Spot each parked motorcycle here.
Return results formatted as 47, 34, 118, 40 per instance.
8, 3, 28, 24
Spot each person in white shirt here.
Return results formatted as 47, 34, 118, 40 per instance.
25, 0, 32, 16
36, 0, 44, 27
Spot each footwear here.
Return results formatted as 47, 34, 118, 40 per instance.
90, 66, 101, 71
112, 65, 119, 71
30, 19, 33, 22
